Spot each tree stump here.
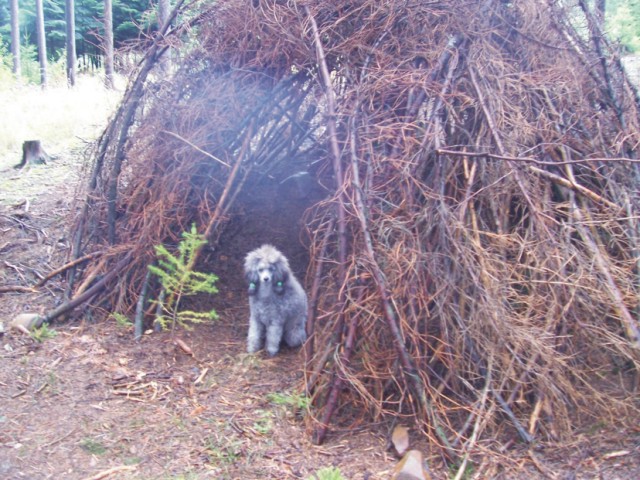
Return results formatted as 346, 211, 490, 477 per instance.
16, 140, 51, 168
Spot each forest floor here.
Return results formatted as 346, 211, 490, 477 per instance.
0, 81, 639, 480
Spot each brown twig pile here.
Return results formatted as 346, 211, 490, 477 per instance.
62, 0, 639, 458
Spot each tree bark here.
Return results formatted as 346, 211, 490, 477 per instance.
158, 0, 172, 73
594, 0, 606, 26
65, 0, 77, 87
104, 0, 115, 89
35, 0, 48, 88
10, 0, 20, 78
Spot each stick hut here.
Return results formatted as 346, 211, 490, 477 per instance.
64, 0, 639, 455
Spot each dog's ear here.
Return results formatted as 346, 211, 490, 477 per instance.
246, 270, 260, 296
272, 263, 289, 295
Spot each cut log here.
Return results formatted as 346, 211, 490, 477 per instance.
16, 140, 51, 168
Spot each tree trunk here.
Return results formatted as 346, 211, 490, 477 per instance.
593, 0, 606, 34
595, 0, 606, 24
35, 0, 48, 88
66, 0, 77, 87
17, 141, 51, 169
10, 0, 20, 78
158, 0, 171, 74
104, 0, 115, 89
158, 0, 171, 29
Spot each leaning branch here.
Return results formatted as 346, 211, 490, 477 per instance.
0, 251, 104, 294
573, 204, 640, 350
436, 148, 640, 166
42, 254, 132, 324
36, 251, 105, 288
304, 4, 348, 276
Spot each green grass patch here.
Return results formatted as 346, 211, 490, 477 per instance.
307, 466, 347, 480
79, 438, 107, 455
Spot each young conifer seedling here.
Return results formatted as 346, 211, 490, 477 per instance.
149, 223, 219, 332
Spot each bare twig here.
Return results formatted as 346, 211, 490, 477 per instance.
81, 465, 137, 480
162, 130, 231, 168
436, 148, 640, 166
572, 203, 640, 349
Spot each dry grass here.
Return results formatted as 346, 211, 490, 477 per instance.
0, 75, 122, 169
0, 75, 122, 208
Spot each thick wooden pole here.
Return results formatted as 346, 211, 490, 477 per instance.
35, 0, 48, 88
65, 0, 77, 87
10, 0, 20, 78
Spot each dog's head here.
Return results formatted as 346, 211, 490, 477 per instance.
244, 244, 290, 296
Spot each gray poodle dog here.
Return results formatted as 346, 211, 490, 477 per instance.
244, 244, 308, 356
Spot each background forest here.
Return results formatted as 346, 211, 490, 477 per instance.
0, 0, 161, 83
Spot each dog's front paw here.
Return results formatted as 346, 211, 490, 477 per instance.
247, 341, 262, 354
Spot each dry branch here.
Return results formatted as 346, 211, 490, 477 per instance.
305, 215, 335, 363
0, 251, 103, 294
304, 3, 348, 288
572, 204, 640, 350
35, 251, 104, 288
0, 285, 37, 294
44, 254, 132, 324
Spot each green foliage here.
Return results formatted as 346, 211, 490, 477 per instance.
607, 0, 640, 52
306, 467, 347, 480
266, 391, 310, 422
0, 37, 12, 85
202, 435, 242, 465
267, 391, 310, 410
252, 410, 274, 435
30, 323, 57, 343
79, 438, 107, 455
449, 460, 475, 479
149, 224, 219, 332
123, 456, 142, 466
17, 43, 38, 83
0, 38, 65, 86
113, 0, 159, 42
0, 0, 158, 69
111, 312, 133, 328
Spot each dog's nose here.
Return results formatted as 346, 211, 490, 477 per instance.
262, 276, 270, 282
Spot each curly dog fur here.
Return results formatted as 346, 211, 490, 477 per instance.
244, 244, 308, 356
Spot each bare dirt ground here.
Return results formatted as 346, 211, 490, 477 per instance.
1, 139, 639, 480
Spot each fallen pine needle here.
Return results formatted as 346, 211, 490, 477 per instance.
603, 450, 630, 459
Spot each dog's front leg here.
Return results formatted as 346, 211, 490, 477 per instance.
265, 323, 284, 356
247, 318, 265, 353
